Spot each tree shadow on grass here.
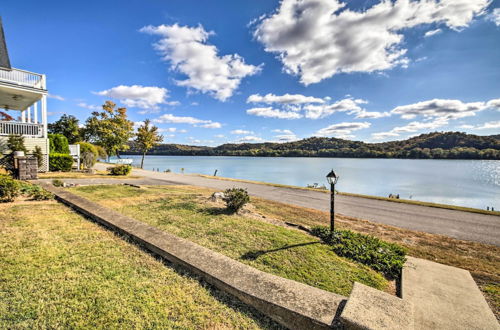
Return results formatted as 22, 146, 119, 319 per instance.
200, 206, 233, 216
241, 241, 320, 261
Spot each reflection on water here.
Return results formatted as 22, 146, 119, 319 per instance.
118, 155, 500, 210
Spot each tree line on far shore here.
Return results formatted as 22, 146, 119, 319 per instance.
125, 132, 500, 160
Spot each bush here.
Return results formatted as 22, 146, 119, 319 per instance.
222, 188, 250, 213
311, 226, 406, 278
49, 153, 73, 172
7, 135, 27, 153
94, 145, 107, 160
49, 134, 70, 154
108, 165, 132, 176
0, 175, 20, 202
52, 179, 64, 187
77, 142, 98, 166
19, 182, 54, 200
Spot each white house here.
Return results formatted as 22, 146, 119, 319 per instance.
0, 17, 49, 172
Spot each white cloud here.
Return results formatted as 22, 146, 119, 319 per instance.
153, 113, 221, 128
315, 121, 371, 137
488, 8, 500, 26
77, 102, 100, 111
424, 28, 442, 37
460, 121, 500, 130
95, 85, 172, 109
247, 93, 324, 104
486, 98, 500, 109
199, 122, 222, 129
141, 24, 261, 101
48, 94, 65, 101
159, 127, 177, 133
254, 0, 490, 85
238, 135, 264, 142
246, 107, 303, 119
272, 129, 294, 134
275, 134, 298, 142
371, 117, 449, 140
303, 98, 365, 119
355, 110, 391, 119
231, 129, 254, 135
391, 99, 487, 120
214, 134, 225, 138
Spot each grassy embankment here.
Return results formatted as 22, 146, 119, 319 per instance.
71, 184, 500, 320
70, 185, 389, 297
197, 174, 500, 216
0, 200, 282, 329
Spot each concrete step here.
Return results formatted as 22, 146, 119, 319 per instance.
402, 256, 499, 330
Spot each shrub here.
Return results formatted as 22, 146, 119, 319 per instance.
19, 182, 53, 200
48, 134, 70, 154
0, 175, 20, 202
108, 164, 132, 176
311, 226, 407, 279
7, 135, 27, 153
52, 179, 64, 187
32, 146, 43, 168
77, 142, 98, 167
49, 153, 73, 172
94, 145, 107, 160
222, 188, 250, 213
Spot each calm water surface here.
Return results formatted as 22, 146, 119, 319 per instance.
120, 155, 500, 210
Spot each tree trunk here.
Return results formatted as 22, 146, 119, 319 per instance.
141, 152, 146, 169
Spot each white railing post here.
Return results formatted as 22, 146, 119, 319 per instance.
41, 94, 47, 138
34, 101, 38, 124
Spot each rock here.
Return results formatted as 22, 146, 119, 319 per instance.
210, 192, 225, 202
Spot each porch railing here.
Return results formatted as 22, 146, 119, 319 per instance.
0, 67, 46, 90
0, 121, 43, 137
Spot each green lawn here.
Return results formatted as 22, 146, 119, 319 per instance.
0, 201, 281, 329
70, 185, 389, 296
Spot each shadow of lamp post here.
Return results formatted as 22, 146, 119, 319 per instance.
326, 169, 339, 233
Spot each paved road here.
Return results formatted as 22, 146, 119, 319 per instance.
61, 164, 500, 246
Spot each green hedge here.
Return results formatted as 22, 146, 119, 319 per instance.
49, 134, 70, 154
311, 226, 406, 278
108, 164, 131, 176
49, 153, 73, 172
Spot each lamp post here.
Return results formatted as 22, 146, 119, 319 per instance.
326, 170, 339, 233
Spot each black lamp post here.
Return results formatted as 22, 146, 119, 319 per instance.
326, 170, 339, 233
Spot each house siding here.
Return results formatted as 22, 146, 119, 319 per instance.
0, 136, 49, 172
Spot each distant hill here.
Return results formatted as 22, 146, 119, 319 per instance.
126, 131, 500, 160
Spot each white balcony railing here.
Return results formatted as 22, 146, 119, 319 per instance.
0, 67, 46, 90
0, 121, 43, 137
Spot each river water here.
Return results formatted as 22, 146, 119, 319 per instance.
119, 155, 500, 210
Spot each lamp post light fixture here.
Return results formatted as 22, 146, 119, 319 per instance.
326, 169, 339, 233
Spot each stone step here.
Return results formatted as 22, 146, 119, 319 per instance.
402, 256, 499, 330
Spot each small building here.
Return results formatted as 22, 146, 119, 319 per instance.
0, 17, 49, 172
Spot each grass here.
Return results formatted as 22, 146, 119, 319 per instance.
197, 174, 499, 216
38, 170, 141, 179
70, 185, 389, 297
251, 197, 500, 320
0, 200, 282, 329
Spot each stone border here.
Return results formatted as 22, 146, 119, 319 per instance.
40, 183, 346, 330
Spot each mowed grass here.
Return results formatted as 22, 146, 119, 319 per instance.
252, 198, 500, 320
0, 201, 282, 329
70, 185, 389, 296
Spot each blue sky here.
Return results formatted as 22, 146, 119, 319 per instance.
2, 0, 500, 145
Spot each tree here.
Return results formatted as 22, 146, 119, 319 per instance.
83, 101, 134, 160
48, 114, 82, 144
135, 119, 163, 168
